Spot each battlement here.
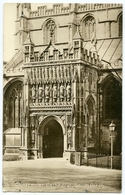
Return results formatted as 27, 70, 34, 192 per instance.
77, 3, 122, 12
23, 43, 99, 66
29, 3, 122, 18
30, 4, 70, 17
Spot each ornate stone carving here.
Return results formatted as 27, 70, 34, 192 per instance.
67, 125, 72, 148
45, 84, 50, 102
53, 84, 58, 100
72, 104, 76, 124
38, 85, 43, 102
60, 83, 64, 101
38, 116, 44, 124
68, 128, 71, 138
23, 106, 29, 126
31, 84, 36, 102
47, 20, 56, 38
60, 115, 65, 126
66, 83, 71, 101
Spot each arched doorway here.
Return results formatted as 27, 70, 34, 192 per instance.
39, 119, 64, 158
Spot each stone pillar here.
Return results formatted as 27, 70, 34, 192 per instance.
71, 67, 77, 150
72, 125, 76, 150
43, 83, 45, 105
34, 129, 37, 149
64, 133, 67, 151
83, 113, 88, 158
64, 81, 67, 104
35, 83, 38, 105
20, 74, 29, 160
50, 82, 52, 104
25, 127, 28, 148
21, 127, 23, 147
40, 134, 43, 158
57, 82, 60, 104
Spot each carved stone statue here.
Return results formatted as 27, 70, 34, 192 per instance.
66, 83, 71, 101
31, 85, 35, 97
72, 104, 76, 124
31, 85, 36, 102
53, 84, 57, 103
67, 126, 72, 149
60, 83, 64, 100
45, 85, 50, 102
53, 84, 57, 99
38, 86, 43, 102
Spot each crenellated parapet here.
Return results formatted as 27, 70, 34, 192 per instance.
77, 3, 122, 12
30, 4, 70, 18
23, 40, 99, 66
29, 3, 122, 18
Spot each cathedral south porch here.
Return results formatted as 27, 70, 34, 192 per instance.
3, 3, 122, 162
19, 112, 77, 160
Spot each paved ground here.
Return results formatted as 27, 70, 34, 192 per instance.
2, 158, 122, 193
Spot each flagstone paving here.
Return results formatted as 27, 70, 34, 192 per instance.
3, 158, 122, 193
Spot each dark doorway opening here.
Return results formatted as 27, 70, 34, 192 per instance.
43, 120, 63, 158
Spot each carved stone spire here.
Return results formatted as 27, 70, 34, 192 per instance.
73, 23, 83, 40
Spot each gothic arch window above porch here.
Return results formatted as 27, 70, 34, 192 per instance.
102, 76, 122, 120
44, 19, 57, 44
82, 15, 96, 41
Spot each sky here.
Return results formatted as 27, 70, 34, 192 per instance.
3, 4, 16, 62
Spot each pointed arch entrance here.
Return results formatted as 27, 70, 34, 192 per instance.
38, 117, 64, 158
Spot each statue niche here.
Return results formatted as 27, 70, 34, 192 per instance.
66, 83, 71, 101
38, 85, 43, 102
31, 84, 36, 103
67, 125, 72, 149
60, 83, 64, 101
45, 84, 50, 102
53, 84, 58, 102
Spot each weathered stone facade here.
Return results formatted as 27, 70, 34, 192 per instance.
3, 3, 122, 160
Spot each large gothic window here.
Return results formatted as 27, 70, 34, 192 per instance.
103, 77, 122, 120
82, 16, 96, 40
44, 20, 56, 44
118, 14, 122, 37
3, 81, 23, 131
